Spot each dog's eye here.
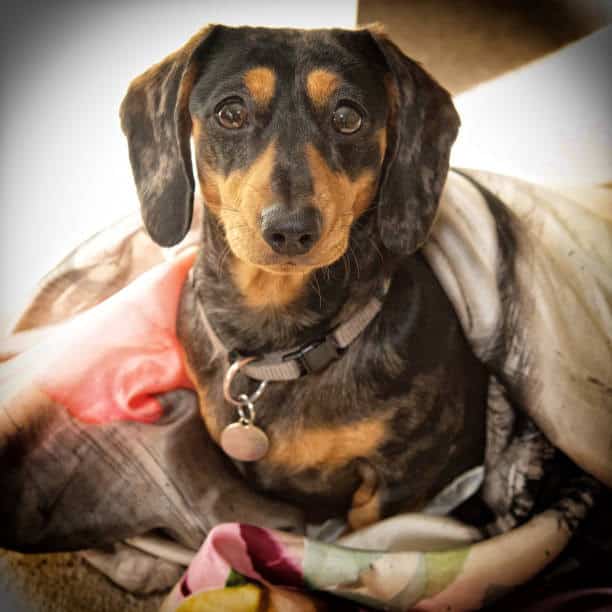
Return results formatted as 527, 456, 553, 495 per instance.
332, 104, 362, 134
216, 99, 248, 129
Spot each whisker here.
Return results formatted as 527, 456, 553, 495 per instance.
366, 235, 385, 265
349, 245, 361, 280
341, 253, 351, 282
310, 273, 323, 310
243, 183, 269, 198
217, 244, 231, 277
351, 215, 367, 229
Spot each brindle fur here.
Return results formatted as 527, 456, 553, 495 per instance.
122, 25, 488, 527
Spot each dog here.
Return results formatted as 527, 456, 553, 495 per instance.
120, 24, 489, 529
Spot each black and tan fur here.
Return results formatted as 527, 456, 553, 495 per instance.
120, 25, 488, 528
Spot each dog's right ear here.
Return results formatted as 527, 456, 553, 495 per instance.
120, 25, 219, 247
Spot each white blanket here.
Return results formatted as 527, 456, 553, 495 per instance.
426, 170, 612, 488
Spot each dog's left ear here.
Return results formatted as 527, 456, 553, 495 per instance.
369, 32, 460, 255
120, 25, 219, 247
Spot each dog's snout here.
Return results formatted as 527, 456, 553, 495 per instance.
261, 205, 321, 256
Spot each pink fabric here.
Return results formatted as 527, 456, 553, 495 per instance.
184, 524, 264, 593
4, 249, 196, 424
239, 524, 303, 588
180, 523, 307, 599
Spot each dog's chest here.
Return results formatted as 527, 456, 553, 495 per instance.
178, 262, 489, 523
206, 364, 391, 479
200, 365, 397, 519
187, 337, 486, 523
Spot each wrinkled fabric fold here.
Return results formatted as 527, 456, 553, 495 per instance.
426, 171, 612, 487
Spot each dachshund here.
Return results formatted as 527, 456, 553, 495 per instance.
120, 24, 488, 529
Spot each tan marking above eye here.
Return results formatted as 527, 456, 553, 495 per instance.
244, 67, 276, 106
306, 69, 340, 108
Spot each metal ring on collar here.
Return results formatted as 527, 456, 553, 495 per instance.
223, 356, 268, 407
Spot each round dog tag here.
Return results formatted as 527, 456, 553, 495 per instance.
221, 421, 270, 462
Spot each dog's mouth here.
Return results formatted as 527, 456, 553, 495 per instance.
222, 214, 350, 274
261, 261, 304, 275
248, 245, 349, 274
242, 251, 343, 275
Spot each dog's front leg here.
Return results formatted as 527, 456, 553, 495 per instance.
347, 459, 382, 531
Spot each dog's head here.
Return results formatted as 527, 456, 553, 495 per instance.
121, 25, 459, 271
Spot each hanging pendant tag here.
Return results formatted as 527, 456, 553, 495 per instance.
221, 374, 270, 461
221, 421, 270, 462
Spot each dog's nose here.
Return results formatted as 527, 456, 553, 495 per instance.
261, 205, 321, 256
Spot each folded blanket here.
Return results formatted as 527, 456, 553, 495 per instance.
0, 246, 303, 555
1, 170, 610, 611
430, 171, 612, 490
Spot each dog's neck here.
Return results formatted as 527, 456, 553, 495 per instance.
191, 206, 393, 354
